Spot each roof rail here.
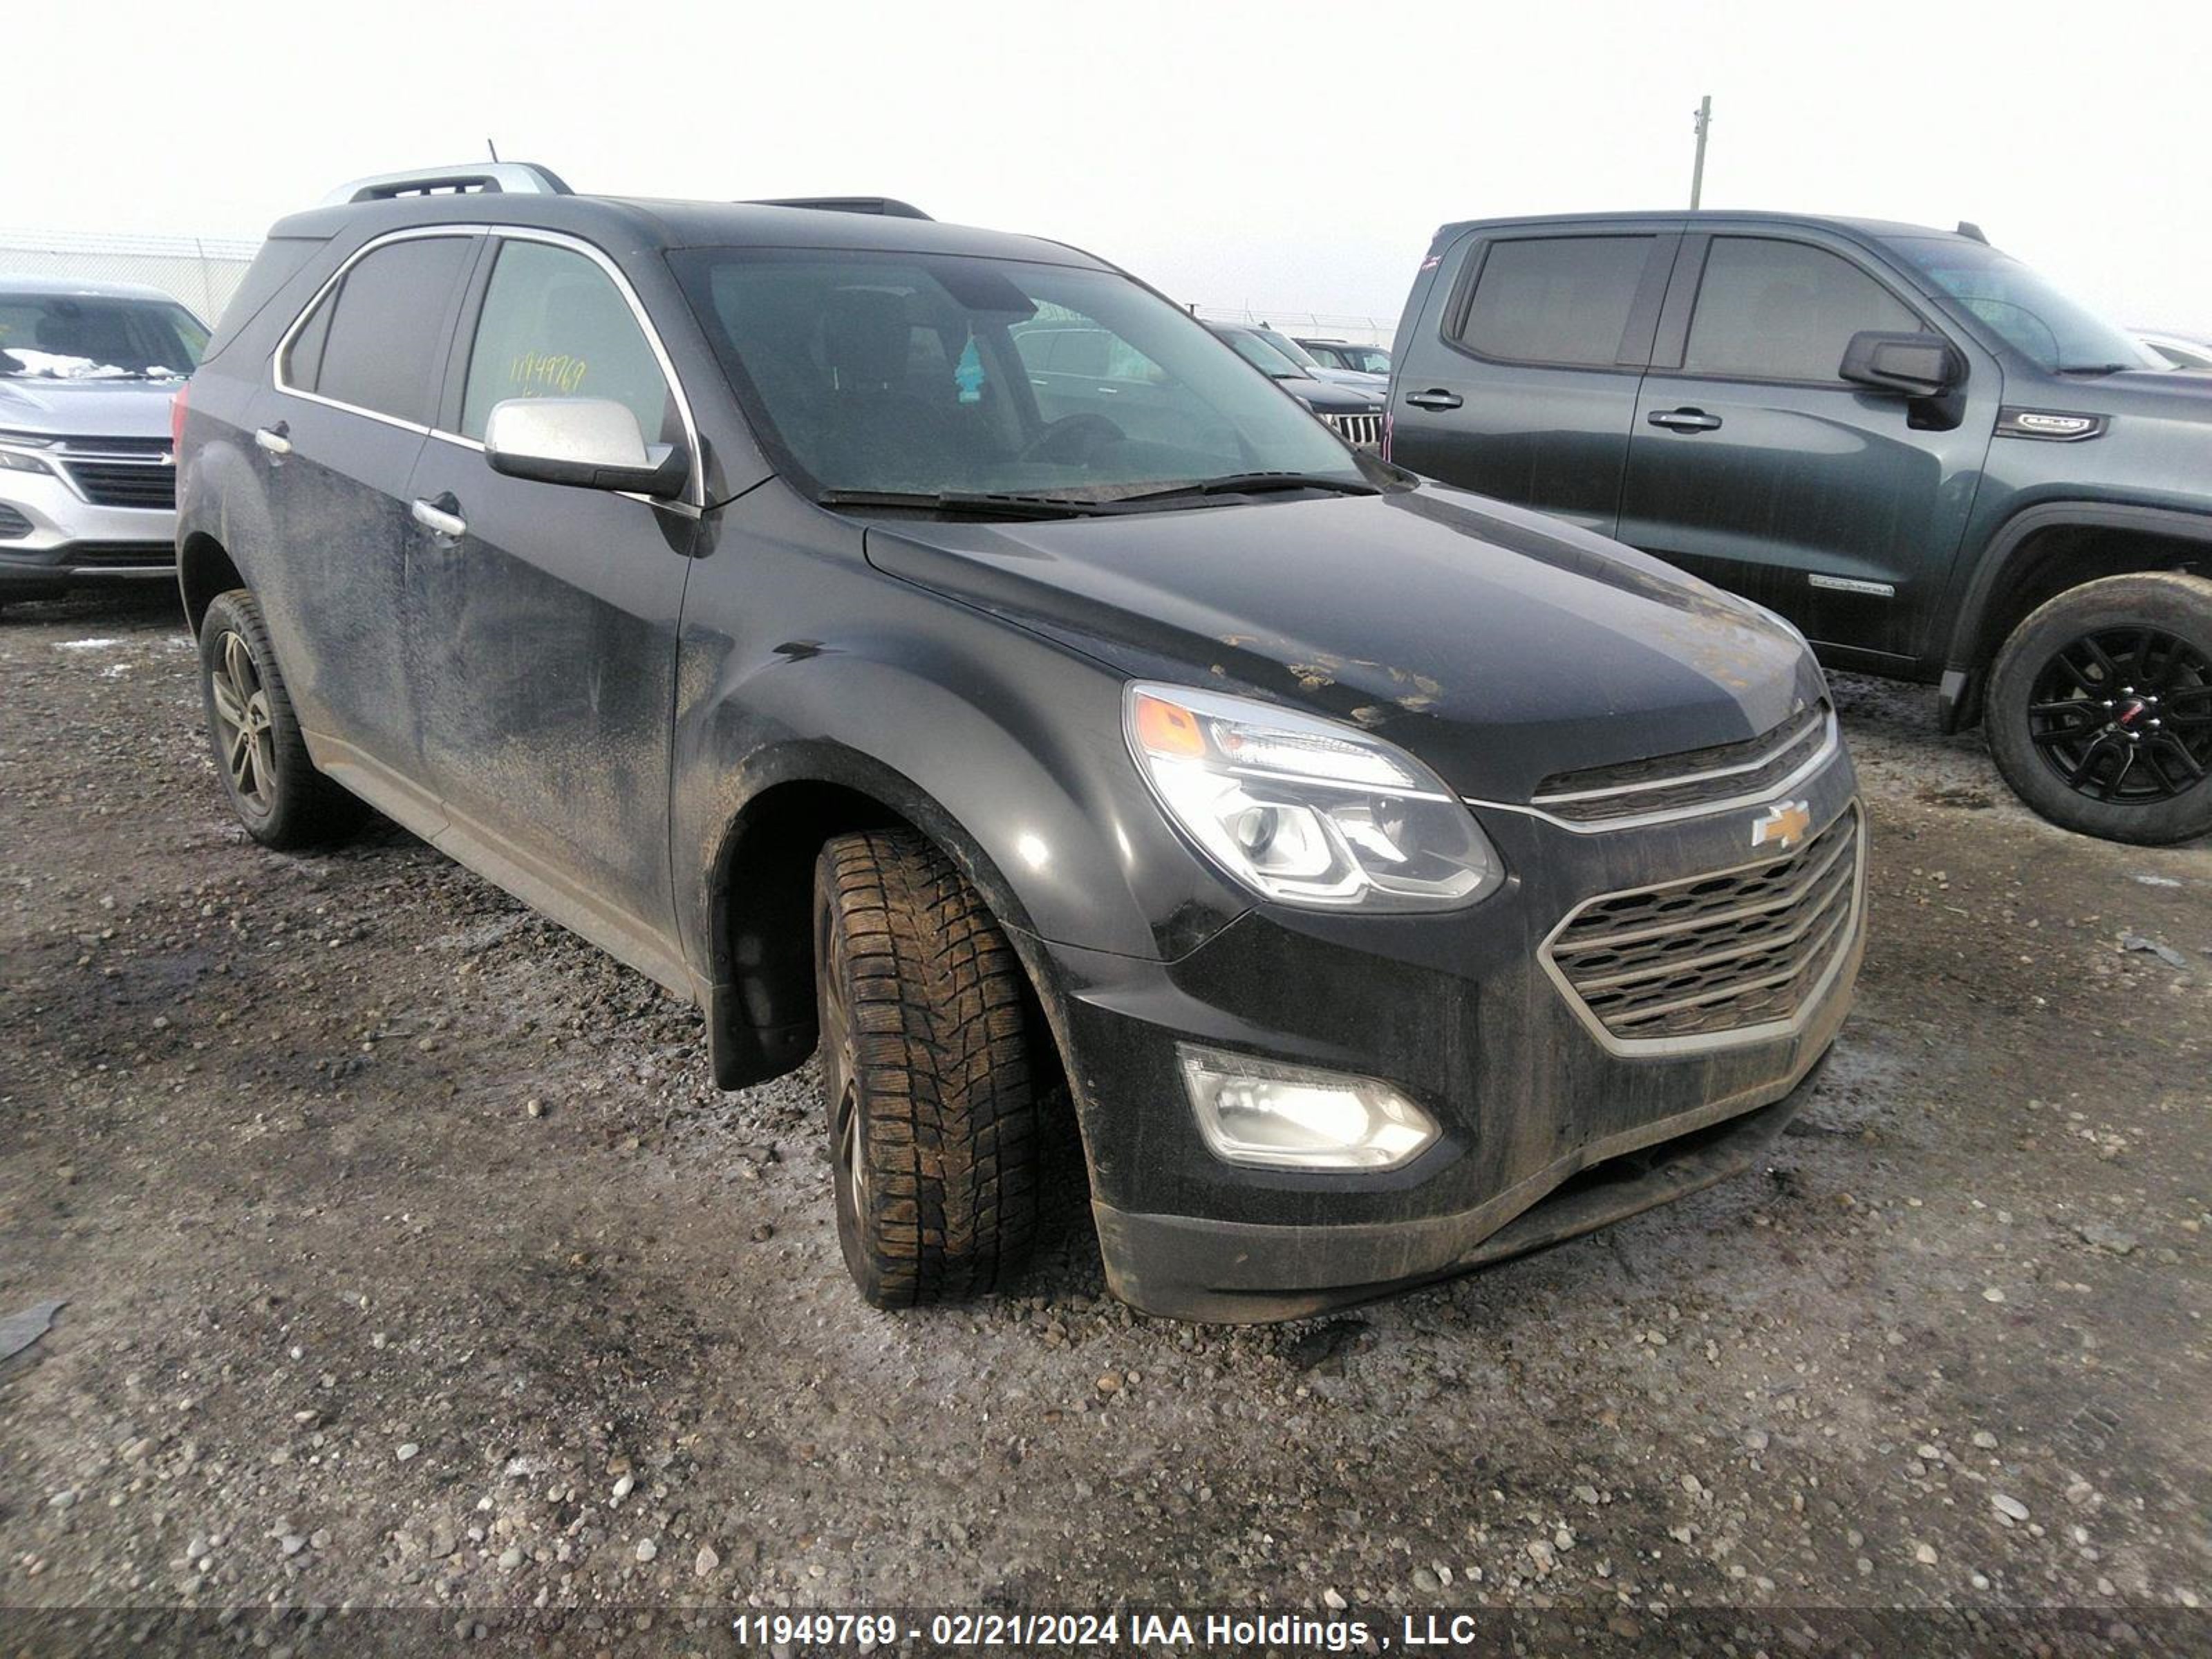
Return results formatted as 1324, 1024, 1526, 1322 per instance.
746, 196, 934, 221
1956, 220, 1989, 244
321, 162, 574, 206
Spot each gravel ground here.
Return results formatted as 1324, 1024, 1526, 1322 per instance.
2, 588, 2209, 1651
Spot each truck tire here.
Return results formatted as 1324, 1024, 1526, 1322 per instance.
1985, 572, 2212, 845
813, 828, 1040, 1306
196, 588, 365, 849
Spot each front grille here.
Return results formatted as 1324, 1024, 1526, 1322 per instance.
1546, 805, 1860, 1045
0, 504, 30, 541
66, 541, 174, 568
1533, 702, 1831, 824
63, 459, 176, 510
1322, 411, 1383, 449
55, 433, 173, 457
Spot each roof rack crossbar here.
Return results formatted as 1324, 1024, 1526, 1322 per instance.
744, 196, 933, 221
321, 162, 574, 206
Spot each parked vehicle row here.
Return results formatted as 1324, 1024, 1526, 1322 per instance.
1201, 320, 1385, 447
172, 167, 1862, 1322
1298, 336, 1392, 375
1387, 213, 2212, 844
0, 277, 207, 612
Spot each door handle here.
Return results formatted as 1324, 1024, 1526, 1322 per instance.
254, 422, 292, 457
411, 494, 467, 540
1404, 388, 1463, 411
1648, 408, 1723, 432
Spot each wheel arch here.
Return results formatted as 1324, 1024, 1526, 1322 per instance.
699, 745, 1076, 1097
1940, 503, 2212, 730
178, 531, 247, 637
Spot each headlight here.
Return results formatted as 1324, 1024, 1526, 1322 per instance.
0, 432, 57, 476
1125, 682, 1503, 911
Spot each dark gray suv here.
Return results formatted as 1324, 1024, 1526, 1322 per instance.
1389, 212, 2212, 844
175, 167, 1861, 1321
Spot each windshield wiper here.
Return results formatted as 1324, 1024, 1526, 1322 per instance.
1116, 471, 1382, 506
817, 488, 1127, 520
2054, 363, 2135, 376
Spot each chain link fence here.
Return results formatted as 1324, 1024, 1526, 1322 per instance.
0, 229, 262, 326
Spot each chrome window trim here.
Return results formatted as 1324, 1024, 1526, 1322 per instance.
270, 223, 475, 438
270, 223, 704, 510
1464, 713, 1841, 834
1536, 800, 1866, 1058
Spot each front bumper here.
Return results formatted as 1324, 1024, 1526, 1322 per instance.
1044, 756, 1863, 1322
0, 468, 176, 594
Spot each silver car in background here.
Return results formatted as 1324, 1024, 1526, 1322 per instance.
2133, 327, 2212, 371
0, 276, 206, 613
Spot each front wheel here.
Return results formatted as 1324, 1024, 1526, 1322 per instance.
196, 589, 364, 849
813, 828, 1040, 1306
1985, 571, 2212, 845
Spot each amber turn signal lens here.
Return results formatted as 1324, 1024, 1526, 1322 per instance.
1132, 691, 1206, 758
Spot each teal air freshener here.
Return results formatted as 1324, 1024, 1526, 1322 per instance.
954, 330, 986, 404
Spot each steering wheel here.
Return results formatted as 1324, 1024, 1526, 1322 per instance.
1018, 412, 1125, 465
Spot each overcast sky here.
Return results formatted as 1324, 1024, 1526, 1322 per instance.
17, 0, 2210, 330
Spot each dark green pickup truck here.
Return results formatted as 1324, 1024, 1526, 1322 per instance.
1387, 212, 2212, 845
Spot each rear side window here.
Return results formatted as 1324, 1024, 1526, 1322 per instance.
293, 236, 473, 424
1682, 238, 1920, 384
1456, 236, 1653, 367
203, 234, 326, 362
459, 239, 677, 444
282, 292, 335, 390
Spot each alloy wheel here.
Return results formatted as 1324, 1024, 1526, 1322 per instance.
209, 630, 279, 814
2027, 626, 2212, 803
818, 920, 868, 1225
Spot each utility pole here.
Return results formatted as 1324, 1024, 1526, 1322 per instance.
1689, 96, 1712, 210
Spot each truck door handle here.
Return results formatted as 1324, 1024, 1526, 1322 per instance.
411, 494, 467, 540
1405, 388, 1463, 411
1648, 408, 1723, 432
254, 423, 292, 457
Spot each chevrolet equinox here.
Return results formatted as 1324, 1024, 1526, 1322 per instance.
173, 165, 1864, 1321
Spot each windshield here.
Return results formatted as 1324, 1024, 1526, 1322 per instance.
1253, 327, 1323, 368
1340, 345, 1391, 374
1213, 326, 1307, 380
674, 250, 1362, 500
0, 292, 207, 380
1886, 238, 2165, 373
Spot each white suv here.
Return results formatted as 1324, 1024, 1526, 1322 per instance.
0, 276, 207, 612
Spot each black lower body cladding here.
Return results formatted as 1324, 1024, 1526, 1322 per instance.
1040, 753, 1864, 1323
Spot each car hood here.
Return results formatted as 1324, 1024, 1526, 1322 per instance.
2064, 367, 2212, 423
0, 375, 182, 439
864, 482, 1824, 803
1304, 366, 1391, 392
1280, 377, 1382, 415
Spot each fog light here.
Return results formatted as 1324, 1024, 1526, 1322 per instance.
1178, 1043, 1437, 1172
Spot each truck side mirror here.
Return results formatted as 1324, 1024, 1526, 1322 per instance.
1839, 331, 1961, 400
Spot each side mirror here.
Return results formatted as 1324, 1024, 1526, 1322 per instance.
1839, 330, 1960, 400
483, 397, 688, 498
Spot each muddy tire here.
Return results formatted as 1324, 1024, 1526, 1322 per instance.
197, 588, 364, 850
1985, 572, 2212, 845
814, 828, 1039, 1306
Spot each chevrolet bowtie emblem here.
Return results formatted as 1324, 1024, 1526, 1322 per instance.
1752, 800, 1813, 851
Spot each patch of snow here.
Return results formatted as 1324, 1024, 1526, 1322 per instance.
3, 347, 131, 380
54, 637, 124, 650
